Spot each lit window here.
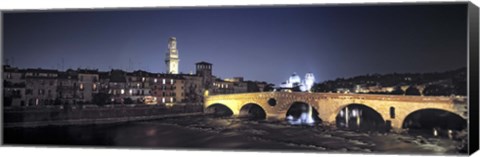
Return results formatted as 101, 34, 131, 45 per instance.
154, 78, 157, 83
79, 83, 84, 90
162, 79, 166, 85
137, 83, 140, 88
226, 84, 228, 88
93, 84, 97, 91
170, 97, 173, 102
142, 77, 145, 82
121, 89, 125, 94
129, 89, 133, 95
170, 79, 174, 84
162, 97, 165, 103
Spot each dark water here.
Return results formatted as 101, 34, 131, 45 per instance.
3, 115, 465, 155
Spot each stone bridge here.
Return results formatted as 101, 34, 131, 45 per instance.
204, 92, 467, 130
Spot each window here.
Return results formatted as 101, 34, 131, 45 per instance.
26, 89, 33, 95
390, 107, 396, 119
93, 84, 97, 91
121, 89, 125, 95
162, 79, 166, 85
170, 79, 174, 84
154, 78, 158, 83
79, 83, 84, 91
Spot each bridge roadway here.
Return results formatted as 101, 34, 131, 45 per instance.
204, 92, 467, 130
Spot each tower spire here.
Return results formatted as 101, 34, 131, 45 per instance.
165, 37, 179, 74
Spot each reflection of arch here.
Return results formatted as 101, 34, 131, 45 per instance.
402, 108, 466, 130
205, 103, 234, 116
335, 103, 386, 131
286, 101, 322, 122
239, 103, 266, 119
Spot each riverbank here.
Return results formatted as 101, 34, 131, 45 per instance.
4, 112, 204, 128
3, 104, 204, 128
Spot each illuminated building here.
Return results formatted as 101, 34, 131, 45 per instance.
280, 72, 316, 92
3, 65, 26, 106
165, 37, 179, 74
77, 69, 99, 103
23, 68, 58, 106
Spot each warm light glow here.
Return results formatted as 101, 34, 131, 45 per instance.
129, 89, 133, 95
121, 89, 125, 94
79, 83, 84, 90
162, 79, 166, 84
170, 79, 174, 84
144, 96, 157, 105
162, 97, 165, 103
204, 90, 209, 97
170, 97, 173, 102
154, 78, 158, 83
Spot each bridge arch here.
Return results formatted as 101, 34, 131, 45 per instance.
239, 103, 267, 119
285, 101, 322, 123
402, 108, 466, 136
335, 103, 386, 132
205, 103, 234, 117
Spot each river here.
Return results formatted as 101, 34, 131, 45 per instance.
3, 115, 466, 155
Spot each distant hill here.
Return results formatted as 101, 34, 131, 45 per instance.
313, 67, 467, 96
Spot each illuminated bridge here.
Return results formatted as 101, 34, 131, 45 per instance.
204, 92, 467, 131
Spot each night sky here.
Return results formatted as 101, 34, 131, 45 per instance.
3, 4, 468, 85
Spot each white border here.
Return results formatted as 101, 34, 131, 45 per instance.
0, 0, 478, 157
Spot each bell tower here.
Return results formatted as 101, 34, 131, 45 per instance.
166, 37, 179, 74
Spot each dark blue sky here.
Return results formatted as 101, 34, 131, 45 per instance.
3, 4, 468, 85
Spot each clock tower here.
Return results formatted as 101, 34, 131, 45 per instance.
165, 37, 179, 74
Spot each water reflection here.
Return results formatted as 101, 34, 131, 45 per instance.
335, 104, 386, 132
285, 102, 321, 126
286, 105, 315, 125
3, 115, 466, 154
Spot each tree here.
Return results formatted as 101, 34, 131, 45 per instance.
263, 84, 275, 92
423, 85, 453, 96
390, 86, 404, 95
92, 93, 111, 106
405, 86, 421, 95
123, 97, 134, 104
